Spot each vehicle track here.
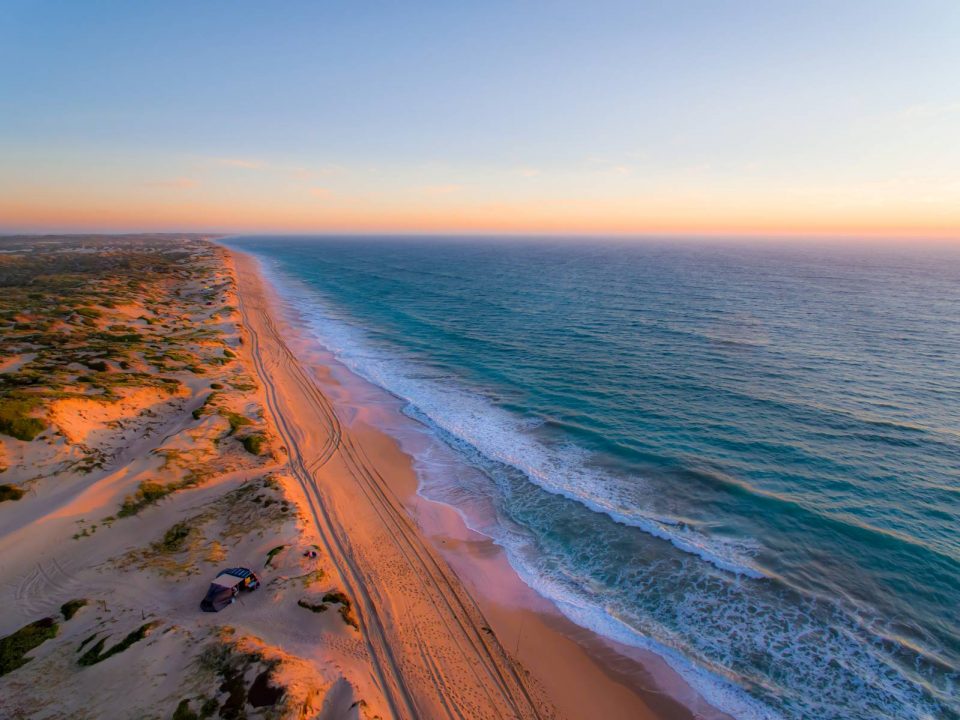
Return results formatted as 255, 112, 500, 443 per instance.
234, 257, 548, 720
13, 558, 78, 618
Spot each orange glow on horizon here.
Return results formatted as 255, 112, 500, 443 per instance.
2, 194, 958, 242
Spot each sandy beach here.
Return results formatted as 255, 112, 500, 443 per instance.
1, 236, 720, 719
230, 246, 726, 720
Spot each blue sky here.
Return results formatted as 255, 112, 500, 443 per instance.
2, 1, 959, 237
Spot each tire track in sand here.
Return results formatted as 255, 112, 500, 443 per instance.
233, 255, 548, 720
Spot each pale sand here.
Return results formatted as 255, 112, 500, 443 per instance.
2, 240, 369, 718
230, 248, 730, 720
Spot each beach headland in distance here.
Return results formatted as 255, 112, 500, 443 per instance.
0, 234, 722, 719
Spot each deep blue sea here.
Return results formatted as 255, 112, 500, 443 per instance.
227, 236, 959, 720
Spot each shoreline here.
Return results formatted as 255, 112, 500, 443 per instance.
229, 245, 730, 720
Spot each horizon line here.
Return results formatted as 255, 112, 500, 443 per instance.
2, 228, 959, 245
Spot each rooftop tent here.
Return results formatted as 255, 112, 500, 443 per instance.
200, 567, 260, 612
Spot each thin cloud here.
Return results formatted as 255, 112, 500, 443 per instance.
309, 187, 332, 198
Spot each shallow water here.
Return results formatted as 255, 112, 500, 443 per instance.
227, 236, 960, 720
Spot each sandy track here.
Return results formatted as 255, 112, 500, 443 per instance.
232, 252, 550, 720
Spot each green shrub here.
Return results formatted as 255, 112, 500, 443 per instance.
322, 591, 359, 629
92, 331, 141, 344
78, 621, 161, 666
60, 599, 88, 621
265, 545, 286, 568
192, 392, 218, 420
297, 599, 328, 613
241, 434, 265, 455
158, 522, 191, 552
0, 617, 59, 676
0, 399, 46, 441
0, 484, 25, 502
221, 411, 251, 435
118, 481, 172, 517
172, 699, 199, 720
199, 697, 219, 718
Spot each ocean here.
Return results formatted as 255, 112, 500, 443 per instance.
225, 236, 960, 720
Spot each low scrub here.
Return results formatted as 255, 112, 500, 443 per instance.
0, 399, 46, 441
0, 617, 59, 676
192, 392, 219, 420
172, 697, 219, 720
241, 434, 265, 455
118, 480, 176, 517
91, 331, 141, 344
221, 410, 251, 435
157, 522, 192, 552
322, 591, 359, 629
297, 599, 328, 614
78, 621, 161, 666
265, 545, 286, 568
0, 483, 25, 502
60, 598, 88, 621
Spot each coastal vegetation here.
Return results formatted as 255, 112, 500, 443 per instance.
0, 399, 46, 441
0, 483, 24, 502
0, 617, 59, 676
197, 631, 287, 718
296, 598, 328, 613
0, 236, 237, 475
78, 621, 162, 667
0, 235, 414, 719
241, 433, 265, 455
118, 480, 181, 517
118, 475, 291, 578
265, 545, 286, 568
322, 591, 359, 629
60, 599, 88, 621
157, 522, 192, 552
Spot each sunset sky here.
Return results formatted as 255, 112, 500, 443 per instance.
2, 1, 959, 239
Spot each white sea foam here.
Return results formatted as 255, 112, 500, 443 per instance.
505, 558, 786, 720
256, 257, 949, 720
265, 262, 764, 579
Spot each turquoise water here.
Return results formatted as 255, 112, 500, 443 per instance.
227, 237, 959, 720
